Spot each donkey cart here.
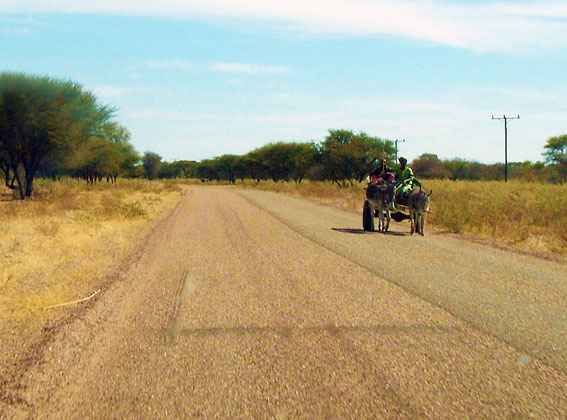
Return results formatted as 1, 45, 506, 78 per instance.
362, 183, 431, 235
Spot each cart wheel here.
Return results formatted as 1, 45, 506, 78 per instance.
362, 201, 374, 232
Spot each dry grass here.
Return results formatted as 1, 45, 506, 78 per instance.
0, 178, 183, 322
425, 179, 567, 253
232, 179, 567, 255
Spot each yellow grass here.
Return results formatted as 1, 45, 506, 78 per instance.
0, 178, 183, 321
425, 179, 567, 253
232, 179, 567, 254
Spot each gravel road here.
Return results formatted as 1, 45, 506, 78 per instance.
5, 186, 567, 419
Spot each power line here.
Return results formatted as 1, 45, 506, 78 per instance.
492, 114, 520, 182
521, 108, 567, 116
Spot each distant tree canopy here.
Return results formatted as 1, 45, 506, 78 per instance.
142, 152, 162, 180
67, 122, 139, 183
0, 72, 139, 198
185, 130, 394, 185
250, 142, 318, 183
408, 153, 563, 183
169, 130, 565, 185
543, 134, 567, 181
2, 71, 561, 192
409, 153, 449, 180
131, 130, 567, 185
318, 130, 394, 185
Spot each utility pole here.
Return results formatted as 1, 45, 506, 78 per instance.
491, 115, 519, 182
395, 139, 405, 161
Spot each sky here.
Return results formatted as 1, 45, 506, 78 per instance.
1, 1, 566, 164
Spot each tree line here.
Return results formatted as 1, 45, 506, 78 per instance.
141, 129, 397, 186
146, 133, 567, 185
3, 72, 566, 200
0, 72, 138, 199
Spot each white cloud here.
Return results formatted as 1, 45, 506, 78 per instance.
3, 27, 32, 36
125, 108, 339, 125
211, 61, 291, 74
142, 60, 289, 74
0, 15, 44, 25
1, 0, 566, 53
145, 59, 194, 72
90, 85, 137, 99
499, 1, 567, 18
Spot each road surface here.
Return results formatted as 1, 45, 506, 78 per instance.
5, 186, 567, 419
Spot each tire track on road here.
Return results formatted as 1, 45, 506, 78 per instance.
237, 189, 567, 376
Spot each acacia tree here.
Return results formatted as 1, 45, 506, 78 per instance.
252, 142, 307, 182
289, 142, 318, 183
543, 134, 567, 181
69, 137, 119, 183
317, 133, 355, 186
100, 122, 139, 182
318, 130, 393, 186
197, 158, 219, 181
241, 150, 268, 182
411, 154, 450, 179
66, 121, 138, 183
0, 149, 16, 188
348, 132, 394, 181
142, 151, 162, 180
168, 160, 198, 178
0, 72, 113, 198
215, 154, 240, 183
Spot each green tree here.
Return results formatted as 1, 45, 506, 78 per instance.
171, 160, 198, 178
411, 154, 450, 179
443, 159, 485, 180
0, 149, 16, 189
241, 151, 268, 182
142, 151, 162, 180
0, 72, 113, 198
98, 122, 139, 182
68, 137, 119, 183
114, 141, 140, 181
157, 161, 177, 179
543, 134, 567, 181
253, 143, 295, 182
318, 130, 393, 185
349, 132, 393, 182
197, 159, 219, 181
318, 131, 357, 186
216, 154, 240, 183
290, 142, 318, 183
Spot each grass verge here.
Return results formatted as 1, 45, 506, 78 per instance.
0, 178, 183, 322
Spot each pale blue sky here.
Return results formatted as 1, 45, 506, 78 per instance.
1, 1, 566, 163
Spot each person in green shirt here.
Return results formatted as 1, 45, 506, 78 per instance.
394, 157, 421, 205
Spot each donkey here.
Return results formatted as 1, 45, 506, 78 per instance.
366, 182, 394, 233
408, 188, 432, 236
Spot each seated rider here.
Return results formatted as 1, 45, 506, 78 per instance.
394, 157, 421, 205
368, 160, 397, 209
369, 168, 382, 185
379, 158, 396, 184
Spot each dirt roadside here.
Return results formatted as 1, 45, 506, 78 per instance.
0, 190, 185, 419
